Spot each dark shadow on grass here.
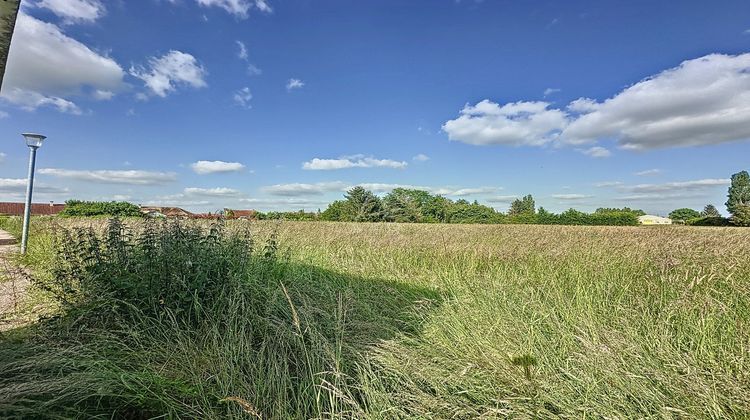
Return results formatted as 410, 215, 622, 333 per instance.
0, 259, 442, 419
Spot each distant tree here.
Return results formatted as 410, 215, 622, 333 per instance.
447, 200, 500, 224
701, 204, 721, 218
383, 188, 431, 222
321, 200, 353, 221
344, 187, 384, 222
668, 208, 700, 222
726, 171, 750, 212
60, 200, 142, 217
422, 195, 451, 222
508, 194, 535, 216
729, 204, 750, 227
595, 207, 645, 216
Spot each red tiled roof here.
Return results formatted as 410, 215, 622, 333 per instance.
0, 202, 65, 216
225, 209, 257, 219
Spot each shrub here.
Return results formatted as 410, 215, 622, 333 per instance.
60, 200, 142, 218
687, 216, 731, 226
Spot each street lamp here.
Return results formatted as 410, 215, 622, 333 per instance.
20, 133, 47, 254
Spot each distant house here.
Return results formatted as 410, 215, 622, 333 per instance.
140, 206, 194, 219
638, 215, 672, 225
224, 209, 258, 220
0, 202, 65, 216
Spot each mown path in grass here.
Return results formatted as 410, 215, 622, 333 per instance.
0, 229, 30, 332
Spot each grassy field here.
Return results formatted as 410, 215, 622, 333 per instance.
1, 217, 749, 418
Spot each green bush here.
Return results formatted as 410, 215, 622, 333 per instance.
60, 200, 143, 218
687, 216, 731, 226
0, 219, 370, 418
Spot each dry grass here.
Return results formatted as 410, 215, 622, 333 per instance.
1, 217, 748, 418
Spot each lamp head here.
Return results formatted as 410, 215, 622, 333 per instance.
22, 133, 46, 148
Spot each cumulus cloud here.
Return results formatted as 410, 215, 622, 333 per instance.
302, 156, 407, 170
543, 87, 560, 97
262, 181, 348, 196
442, 100, 567, 146
236, 40, 248, 60
130, 50, 207, 98
486, 195, 520, 203
594, 181, 623, 187
579, 146, 611, 158
552, 194, 592, 200
1, 13, 124, 112
412, 154, 430, 162
621, 178, 729, 194
0, 178, 69, 194
445, 53, 750, 151
190, 160, 246, 174
286, 78, 304, 91
562, 53, 750, 149
195, 0, 272, 18
634, 169, 661, 176
261, 181, 502, 197
183, 187, 241, 197
34, 0, 105, 23
38, 168, 177, 185
233, 87, 252, 108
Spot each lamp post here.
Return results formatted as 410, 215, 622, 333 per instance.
20, 133, 47, 255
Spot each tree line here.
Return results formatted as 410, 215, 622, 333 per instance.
53, 170, 750, 227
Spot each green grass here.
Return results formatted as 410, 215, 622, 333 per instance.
1, 218, 749, 418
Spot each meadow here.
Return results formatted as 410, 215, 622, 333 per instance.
0, 217, 749, 418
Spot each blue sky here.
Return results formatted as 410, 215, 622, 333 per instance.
1, 0, 750, 215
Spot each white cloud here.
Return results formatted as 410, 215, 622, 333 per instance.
286, 78, 304, 91
246, 64, 262, 76
543, 87, 560, 96
442, 100, 567, 146
634, 169, 661, 176
438, 187, 499, 196
34, 0, 105, 23
594, 181, 623, 187
0, 153, 6, 162
562, 53, 750, 149
412, 153, 430, 162
233, 87, 252, 108
195, 0, 272, 18
552, 194, 592, 200
130, 50, 207, 98
236, 40, 248, 60
486, 195, 519, 203
622, 178, 729, 194
0, 178, 68, 194
580, 146, 611, 158
567, 98, 600, 114
183, 187, 241, 197
190, 160, 246, 174
262, 181, 348, 196
38, 168, 177, 185
239, 197, 328, 207
302, 156, 407, 170
92, 89, 114, 100
1, 13, 124, 112
261, 181, 502, 197
0, 111, 8, 119
446, 53, 750, 151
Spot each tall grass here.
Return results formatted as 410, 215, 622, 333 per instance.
1, 218, 749, 418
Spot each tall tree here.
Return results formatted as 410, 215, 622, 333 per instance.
726, 171, 750, 214
508, 194, 535, 215
344, 187, 384, 222
701, 204, 721, 218
726, 171, 750, 226
383, 188, 428, 223
668, 208, 700, 222
0, 0, 21, 88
